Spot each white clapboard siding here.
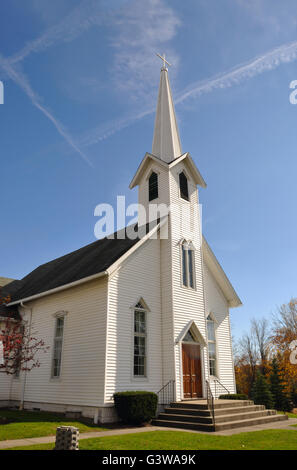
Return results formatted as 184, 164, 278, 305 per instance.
138, 162, 176, 388
14, 277, 108, 407
204, 263, 236, 394
0, 372, 12, 401
105, 237, 162, 401
168, 161, 207, 400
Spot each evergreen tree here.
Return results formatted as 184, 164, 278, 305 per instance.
270, 357, 293, 412
291, 382, 297, 408
251, 372, 274, 409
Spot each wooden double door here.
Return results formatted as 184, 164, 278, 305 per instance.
182, 343, 203, 398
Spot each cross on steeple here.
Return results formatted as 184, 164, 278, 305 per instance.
156, 52, 171, 70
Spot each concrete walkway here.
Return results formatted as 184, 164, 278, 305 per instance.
1, 418, 297, 449
0, 426, 157, 450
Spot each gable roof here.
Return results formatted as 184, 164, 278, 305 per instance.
7, 222, 159, 306
129, 152, 206, 189
3, 221, 241, 312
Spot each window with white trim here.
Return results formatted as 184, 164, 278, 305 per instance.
181, 241, 195, 288
179, 171, 189, 201
207, 315, 217, 376
134, 304, 146, 377
52, 316, 65, 378
148, 171, 158, 201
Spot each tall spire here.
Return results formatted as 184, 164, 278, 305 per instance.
152, 55, 182, 163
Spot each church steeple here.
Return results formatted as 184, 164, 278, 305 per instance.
152, 56, 182, 163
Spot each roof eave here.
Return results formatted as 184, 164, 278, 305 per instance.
8, 270, 109, 306
8, 221, 163, 306
129, 153, 168, 189
130, 151, 207, 189
169, 153, 207, 188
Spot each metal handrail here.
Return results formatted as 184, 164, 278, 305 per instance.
213, 378, 230, 398
157, 379, 175, 405
206, 379, 215, 428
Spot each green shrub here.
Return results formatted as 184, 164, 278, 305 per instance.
219, 393, 248, 400
114, 391, 158, 425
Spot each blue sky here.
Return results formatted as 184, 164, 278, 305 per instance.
1, 0, 297, 340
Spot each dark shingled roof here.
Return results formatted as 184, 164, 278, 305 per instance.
5, 222, 157, 305
0, 280, 23, 320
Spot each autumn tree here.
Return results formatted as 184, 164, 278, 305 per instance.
235, 299, 297, 403
271, 298, 297, 397
251, 318, 271, 374
235, 318, 271, 396
0, 292, 49, 376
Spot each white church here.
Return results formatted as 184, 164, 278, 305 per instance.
0, 61, 243, 424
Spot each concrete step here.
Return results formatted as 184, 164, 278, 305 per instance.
165, 407, 212, 416
170, 400, 253, 410
158, 409, 275, 425
214, 413, 288, 431
214, 409, 276, 424
214, 404, 265, 416
152, 418, 215, 432
158, 412, 213, 424
164, 404, 264, 417
153, 412, 288, 432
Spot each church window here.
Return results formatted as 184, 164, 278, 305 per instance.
179, 171, 189, 201
52, 316, 65, 378
181, 242, 195, 289
149, 171, 158, 201
207, 315, 217, 376
134, 305, 147, 377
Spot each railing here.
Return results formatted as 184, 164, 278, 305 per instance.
206, 379, 215, 428
213, 379, 230, 399
157, 380, 175, 405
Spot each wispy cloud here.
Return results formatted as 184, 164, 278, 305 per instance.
110, 0, 181, 101
9, 0, 109, 65
1, 0, 181, 160
78, 39, 297, 148
9, 0, 181, 106
236, 0, 297, 35
0, 56, 92, 166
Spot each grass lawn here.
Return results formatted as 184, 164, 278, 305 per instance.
5, 428, 297, 451
278, 411, 297, 419
0, 409, 108, 441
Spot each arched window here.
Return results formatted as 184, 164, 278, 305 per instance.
133, 301, 147, 377
149, 172, 158, 201
207, 315, 217, 377
52, 315, 66, 378
179, 171, 189, 201
181, 241, 195, 289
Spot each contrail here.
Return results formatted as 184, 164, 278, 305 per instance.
0, 57, 92, 167
9, 0, 109, 65
79, 39, 297, 148
175, 40, 297, 105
